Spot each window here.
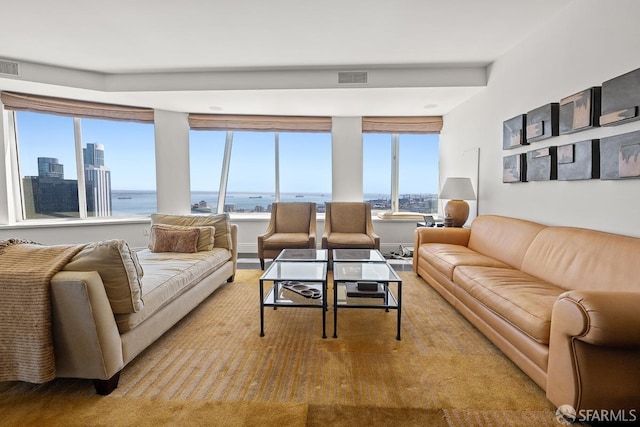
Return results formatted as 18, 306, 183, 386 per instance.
363, 133, 439, 214
189, 130, 226, 214
363, 133, 392, 213
398, 134, 439, 213
188, 114, 332, 214
13, 110, 156, 220
81, 118, 156, 216
278, 132, 331, 211
16, 112, 79, 219
225, 131, 276, 213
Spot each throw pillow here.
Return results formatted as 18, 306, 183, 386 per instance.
149, 225, 200, 253
147, 224, 215, 251
150, 213, 232, 250
63, 239, 144, 314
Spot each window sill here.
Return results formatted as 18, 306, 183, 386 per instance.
0, 216, 151, 230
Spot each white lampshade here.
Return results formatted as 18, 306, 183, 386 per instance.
439, 177, 476, 200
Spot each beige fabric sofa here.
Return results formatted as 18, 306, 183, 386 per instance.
50, 214, 237, 395
413, 215, 640, 412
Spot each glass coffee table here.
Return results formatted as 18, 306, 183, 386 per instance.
332, 248, 386, 263
275, 248, 328, 262
259, 256, 328, 338
332, 261, 402, 340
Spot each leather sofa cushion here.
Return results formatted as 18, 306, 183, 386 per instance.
263, 233, 313, 249
521, 226, 640, 292
467, 215, 545, 270
115, 248, 231, 333
326, 232, 375, 248
417, 243, 509, 280
454, 266, 565, 344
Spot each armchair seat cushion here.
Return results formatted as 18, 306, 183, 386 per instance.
418, 243, 509, 280
454, 266, 566, 344
262, 233, 314, 249
325, 232, 376, 248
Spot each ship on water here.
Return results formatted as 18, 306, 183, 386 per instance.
191, 200, 212, 213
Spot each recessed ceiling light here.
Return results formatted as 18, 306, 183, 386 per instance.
423, 104, 438, 110
209, 106, 223, 111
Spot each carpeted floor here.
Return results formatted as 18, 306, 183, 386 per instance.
0, 270, 575, 426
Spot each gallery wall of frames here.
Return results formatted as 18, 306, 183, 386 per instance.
502, 67, 640, 183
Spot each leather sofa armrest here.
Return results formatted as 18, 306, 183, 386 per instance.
547, 290, 640, 411
50, 271, 124, 380
551, 290, 640, 347
413, 227, 471, 272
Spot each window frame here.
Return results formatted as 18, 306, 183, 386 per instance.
9, 110, 156, 222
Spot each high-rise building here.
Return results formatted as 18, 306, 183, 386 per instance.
37, 157, 64, 179
83, 143, 112, 216
23, 158, 79, 219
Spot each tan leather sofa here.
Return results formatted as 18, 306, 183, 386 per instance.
413, 215, 640, 412
50, 214, 237, 395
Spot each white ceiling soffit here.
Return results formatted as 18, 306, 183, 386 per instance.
0, 0, 574, 115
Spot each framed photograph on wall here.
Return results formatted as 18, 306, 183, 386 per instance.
600, 67, 640, 126
526, 103, 559, 143
503, 114, 527, 149
559, 87, 601, 134
600, 130, 640, 179
503, 153, 526, 183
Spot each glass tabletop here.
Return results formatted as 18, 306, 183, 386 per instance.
261, 260, 328, 282
275, 249, 328, 262
332, 249, 386, 262
332, 262, 401, 282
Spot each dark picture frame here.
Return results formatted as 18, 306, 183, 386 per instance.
526, 147, 557, 181
503, 114, 527, 149
503, 154, 526, 183
559, 87, 601, 134
600, 67, 640, 126
600, 130, 640, 179
526, 103, 559, 143
557, 140, 600, 180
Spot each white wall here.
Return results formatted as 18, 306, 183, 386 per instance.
154, 110, 191, 215
441, 0, 640, 237
331, 117, 363, 201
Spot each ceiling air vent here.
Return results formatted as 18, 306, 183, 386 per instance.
0, 59, 20, 76
338, 71, 368, 84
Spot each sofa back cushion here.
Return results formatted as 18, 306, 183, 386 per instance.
148, 223, 215, 252
63, 239, 144, 313
467, 215, 546, 269
151, 213, 232, 251
521, 226, 640, 291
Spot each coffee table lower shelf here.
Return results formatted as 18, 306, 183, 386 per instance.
260, 280, 328, 338
333, 281, 402, 340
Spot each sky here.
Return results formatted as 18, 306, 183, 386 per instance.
16, 111, 440, 194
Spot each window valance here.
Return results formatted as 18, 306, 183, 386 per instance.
0, 91, 155, 123
188, 114, 332, 133
362, 116, 443, 134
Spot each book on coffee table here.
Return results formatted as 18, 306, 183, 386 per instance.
345, 282, 385, 298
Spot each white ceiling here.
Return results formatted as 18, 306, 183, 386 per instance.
0, 0, 574, 116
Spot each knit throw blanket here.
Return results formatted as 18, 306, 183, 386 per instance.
0, 239, 85, 383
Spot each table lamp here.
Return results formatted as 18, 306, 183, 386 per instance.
439, 177, 476, 227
